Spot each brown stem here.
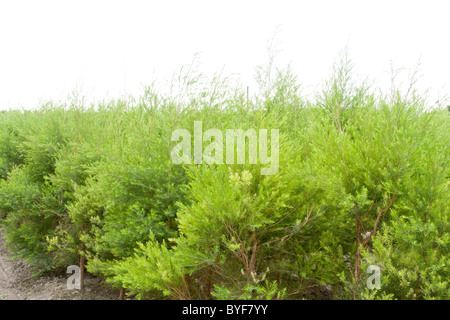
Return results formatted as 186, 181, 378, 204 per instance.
119, 287, 125, 300
353, 193, 397, 299
205, 269, 212, 299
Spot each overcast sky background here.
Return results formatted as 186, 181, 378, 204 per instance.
0, 0, 449, 110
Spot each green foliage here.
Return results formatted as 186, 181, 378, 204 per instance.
0, 111, 26, 180
108, 234, 188, 300
0, 166, 59, 271
0, 53, 448, 299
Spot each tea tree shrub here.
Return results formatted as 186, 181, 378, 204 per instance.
0, 166, 58, 271
0, 111, 26, 180
0, 54, 447, 300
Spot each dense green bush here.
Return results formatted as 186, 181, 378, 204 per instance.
0, 55, 448, 299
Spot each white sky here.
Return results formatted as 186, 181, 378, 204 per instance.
0, 0, 449, 110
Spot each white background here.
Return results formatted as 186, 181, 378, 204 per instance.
0, 0, 449, 110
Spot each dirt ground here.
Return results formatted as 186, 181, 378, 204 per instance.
0, 227, 121, 300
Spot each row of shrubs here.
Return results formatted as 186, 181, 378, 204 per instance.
0, 57, 448, 299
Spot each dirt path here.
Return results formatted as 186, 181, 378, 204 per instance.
0, 227, 120, 300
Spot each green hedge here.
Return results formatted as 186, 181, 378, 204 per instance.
0, 57, 448, 299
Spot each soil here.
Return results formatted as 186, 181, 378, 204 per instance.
0, 227, 121, 300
